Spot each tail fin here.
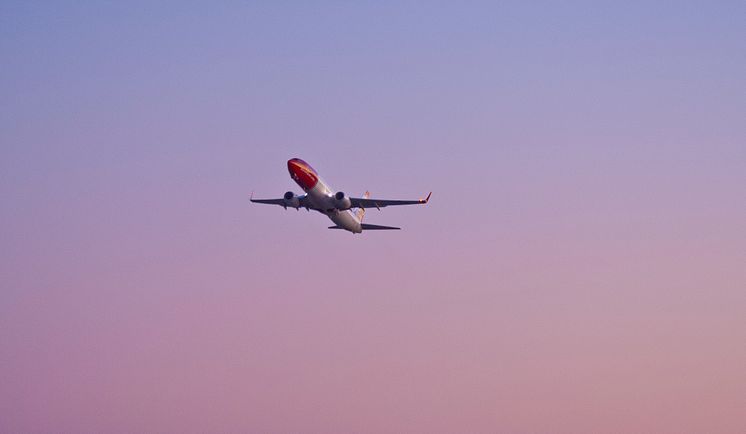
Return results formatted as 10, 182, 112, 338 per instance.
355, 191, 370, 222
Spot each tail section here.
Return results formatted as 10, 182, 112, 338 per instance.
355, 191, 370, 222
329, 191, 401, 232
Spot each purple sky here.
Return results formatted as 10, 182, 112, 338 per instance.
2, 2, 745, 433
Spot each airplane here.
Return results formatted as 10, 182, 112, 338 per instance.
251, 158, 431, 233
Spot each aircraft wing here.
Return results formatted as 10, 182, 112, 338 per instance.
250, 193, 312, 208
350, 192, 431, 209
250, 197, 284, 205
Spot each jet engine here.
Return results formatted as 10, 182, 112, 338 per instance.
283, 191, 300, 208
333, 191, 352, 210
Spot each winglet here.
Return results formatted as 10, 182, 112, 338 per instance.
250, 190, 255, 202
420, 192, 432, 204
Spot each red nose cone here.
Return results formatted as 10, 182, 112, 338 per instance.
287, 158, 318, 191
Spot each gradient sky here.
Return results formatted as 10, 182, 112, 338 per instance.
1, 2, 745, 433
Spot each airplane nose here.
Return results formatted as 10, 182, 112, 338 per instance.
287, 159, 300, 176
286, 158, 318, 191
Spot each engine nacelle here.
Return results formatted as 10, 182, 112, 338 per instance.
334, 191, 352, 210
283, 191, 300, 208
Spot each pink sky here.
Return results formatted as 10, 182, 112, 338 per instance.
1, 2, 744, 433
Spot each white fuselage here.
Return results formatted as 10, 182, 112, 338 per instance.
304, 177, 362, 234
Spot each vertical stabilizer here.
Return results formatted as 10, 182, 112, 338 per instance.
355, 191, 370, 222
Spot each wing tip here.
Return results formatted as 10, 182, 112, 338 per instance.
421, 191, 432, 203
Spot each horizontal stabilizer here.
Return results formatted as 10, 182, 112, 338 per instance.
361, 223, 400, 230
327, 224, 401, 230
